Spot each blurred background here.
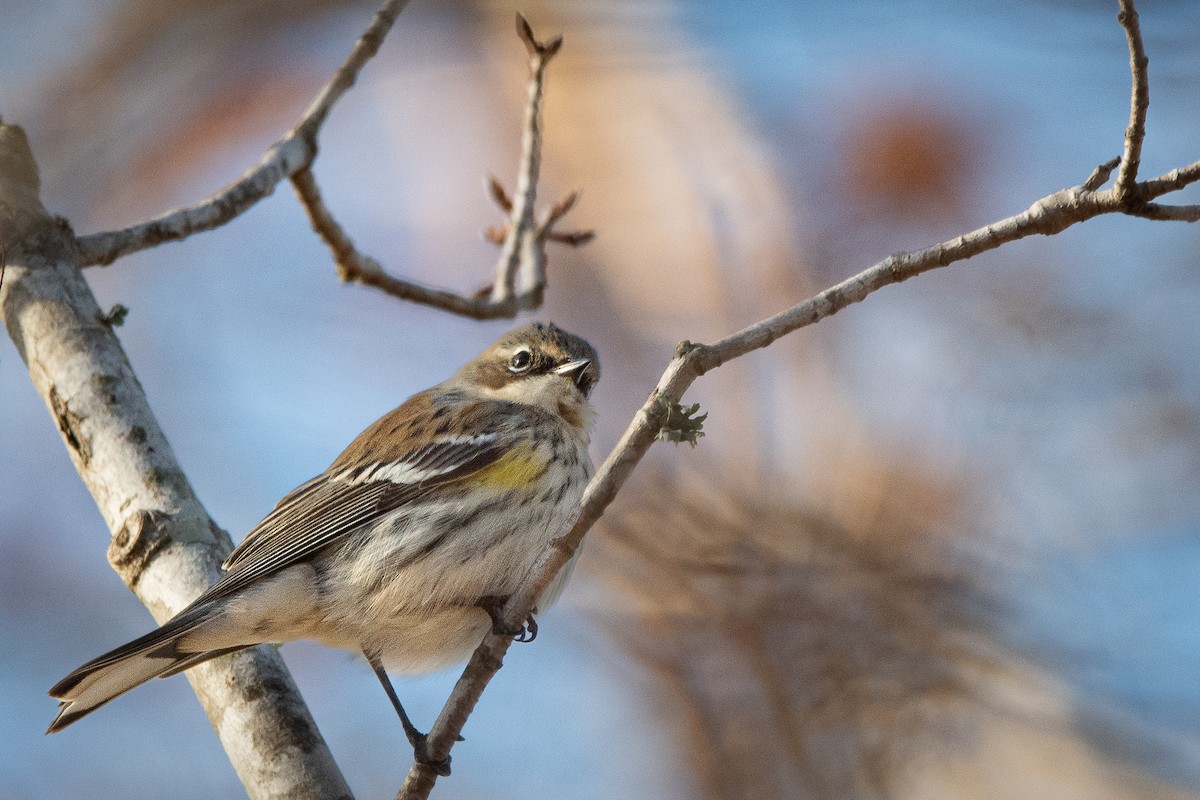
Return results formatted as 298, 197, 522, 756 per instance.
3, 1, 1200, 798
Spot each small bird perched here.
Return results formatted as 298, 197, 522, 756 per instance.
48, 322, 599, 773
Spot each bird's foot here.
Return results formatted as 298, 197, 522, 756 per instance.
410, 731, 452, 777
477, 595, 539, 642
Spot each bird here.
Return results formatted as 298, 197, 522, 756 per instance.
47, 321, 599, 774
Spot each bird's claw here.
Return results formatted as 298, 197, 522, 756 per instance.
514, 614, 538, 643
478, 596, 539, 643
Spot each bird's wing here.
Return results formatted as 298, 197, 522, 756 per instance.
198, 396, 520, 605
47, 394, 533, 729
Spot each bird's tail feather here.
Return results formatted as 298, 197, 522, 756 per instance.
47, 604, 229, 733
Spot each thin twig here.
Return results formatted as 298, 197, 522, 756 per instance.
1136, 160, 1200, 197
75, 0, 411, 267
486, 12, 562, 308
292, 168, 527, 318
292, 12, 589, 319
1123, 202, 1200, 222
291, 169, 373, 282
475, 14, 592, 307
1114, 0, 1150, 200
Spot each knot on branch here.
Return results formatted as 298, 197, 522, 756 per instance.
48, 386, 91, 466
108, 509, 174, 584
675, 339, 699, 359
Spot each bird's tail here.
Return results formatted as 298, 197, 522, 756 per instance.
47, 604, 246, 733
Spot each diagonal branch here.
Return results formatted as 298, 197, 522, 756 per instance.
1114, 0, 1150, 200
75, 5, 590, 321
75, 0, 411, 267
291, 168, 521, 317
491, 159, 1200, 662
399, 163, 1200, 800
0, 122, 353, 800
293, 13, 590, 319
395, 1, 1200, 784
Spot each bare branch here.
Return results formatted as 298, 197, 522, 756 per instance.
290, 162, 565, 319
485, 13, 568, 311
0, 122, 352, 800
292, 167, 529, 318
1137, 159, 1200, 198
1124, 201, 1200, 222
391, 4, 1200, 794
1115, 0, 1150, 199
291, 168, 372, 281
75, 0, 410, 267
396, 147, 1200, 796
292, 13, 588, 319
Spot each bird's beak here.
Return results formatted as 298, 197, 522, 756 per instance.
553, 358, 592, 391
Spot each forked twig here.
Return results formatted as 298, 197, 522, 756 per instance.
296, 13, 591, 319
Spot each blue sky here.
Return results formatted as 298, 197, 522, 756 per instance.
3, 1, 1200, 798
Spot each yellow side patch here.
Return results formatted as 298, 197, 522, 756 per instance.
473, 446, 547, 489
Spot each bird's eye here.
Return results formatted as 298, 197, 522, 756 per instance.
509, 349, 533, 373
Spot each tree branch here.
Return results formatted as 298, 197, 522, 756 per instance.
1124, 201, 1200, 222
395, 4, 1200, 795
292, 13, 590, 319
74, 0, 410, 267
0, 123, 353, 800
485, 13, 568, 310
1115, 0, 1150, 200
1137, 160, 1200, 197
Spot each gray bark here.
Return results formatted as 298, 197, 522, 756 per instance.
0, 122, 353, 800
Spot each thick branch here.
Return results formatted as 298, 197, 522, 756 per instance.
0, 123, 354, 800
1115, 0, 1150, 199
292, 13, 589, 319
75, 0, 410, 267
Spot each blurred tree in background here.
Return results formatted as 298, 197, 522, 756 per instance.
3, 1, 1200, 799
